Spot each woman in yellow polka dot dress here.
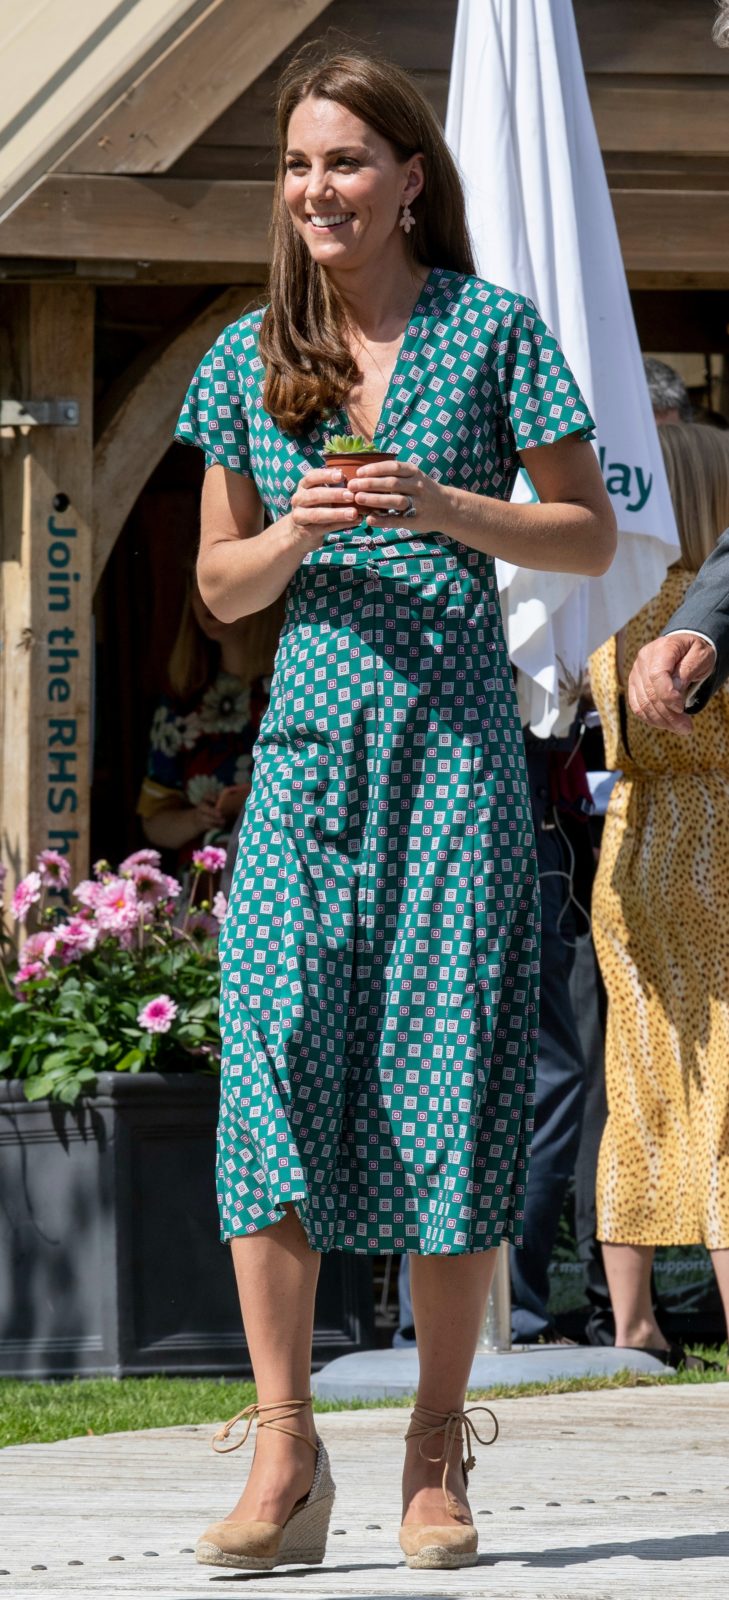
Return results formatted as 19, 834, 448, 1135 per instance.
590, 422, 729, 1364
175, 46, 615, 1575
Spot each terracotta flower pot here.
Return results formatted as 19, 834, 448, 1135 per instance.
324, 449, 398, 485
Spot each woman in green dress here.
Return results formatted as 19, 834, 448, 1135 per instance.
176, 45, 615, 1574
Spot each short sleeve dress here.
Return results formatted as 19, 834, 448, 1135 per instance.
175, 266, 595, 1252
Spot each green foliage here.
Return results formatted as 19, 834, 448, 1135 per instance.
0, 853, 223, 1105
0, 938, 220, 1106
0, 1377, 255, 1448
323, 433, 374, 454
2, 1356, 726, 1447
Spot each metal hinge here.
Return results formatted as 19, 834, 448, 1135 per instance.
0, 399, 79, 427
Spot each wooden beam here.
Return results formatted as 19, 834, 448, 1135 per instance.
0, 1, 215, 223
92, 286, 260, 589
589, 78, 729, 158
628, 272, 729, 290
0, 284, 94, 891
611, 188, 729, 275
2, 171, 729, 279
0, 176, 273, 263
574, 0, 729, 75
0, 259, 268, 286
58, 0, 335, 177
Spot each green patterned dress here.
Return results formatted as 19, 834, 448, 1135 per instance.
175, 266, 595, 1253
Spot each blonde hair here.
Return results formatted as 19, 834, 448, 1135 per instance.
659, 422, 729, 572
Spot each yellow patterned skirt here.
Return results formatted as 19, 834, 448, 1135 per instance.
593, 771, 729, 1248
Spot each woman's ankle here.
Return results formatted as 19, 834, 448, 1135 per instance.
614, 1317, 666, 1349
255, 1399, 317, 1443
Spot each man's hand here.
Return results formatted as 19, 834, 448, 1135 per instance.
628, 632, 717, 733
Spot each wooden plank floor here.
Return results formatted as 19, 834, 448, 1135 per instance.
2, 1385, 729, 1598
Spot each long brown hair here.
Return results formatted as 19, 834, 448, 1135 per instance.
660, 422, 729, 572
167, 571, 285, 701
167, 581, 218, 701
259, 43, 476, 434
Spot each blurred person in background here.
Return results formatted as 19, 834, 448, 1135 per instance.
589, 422, 729, 1367
643, 356, 692, 426
507, 359, 694, 1346
137, 571, 283, 871
714, 0, 729, 49
508, 725, 593, 1345
571, 355, 701, 1348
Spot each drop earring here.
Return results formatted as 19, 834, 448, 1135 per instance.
399, 201, 415, 235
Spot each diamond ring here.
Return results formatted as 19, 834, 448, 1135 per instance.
384, 495, 417, 519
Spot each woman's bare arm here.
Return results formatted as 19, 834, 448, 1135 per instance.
439, 438, 616, 576
197, 463, 358, 622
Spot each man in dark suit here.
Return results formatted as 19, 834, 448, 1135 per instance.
629, 528, 729, 726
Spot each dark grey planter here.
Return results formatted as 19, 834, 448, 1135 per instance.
0, 1072, 373, 1378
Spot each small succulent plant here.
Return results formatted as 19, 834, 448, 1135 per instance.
323, 433, 375, 454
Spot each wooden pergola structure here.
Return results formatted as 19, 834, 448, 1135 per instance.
1, 0, 727, 888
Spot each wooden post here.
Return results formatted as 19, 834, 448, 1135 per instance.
0, 283, 94, 893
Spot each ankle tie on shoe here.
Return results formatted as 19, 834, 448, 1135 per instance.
211, 1398, 317, 1456
404, 1403, 499, 1520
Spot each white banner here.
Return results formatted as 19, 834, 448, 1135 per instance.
445, 0, 679, 736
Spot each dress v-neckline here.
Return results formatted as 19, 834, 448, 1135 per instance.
337, 266, 436, 445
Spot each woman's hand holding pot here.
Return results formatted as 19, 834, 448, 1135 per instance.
288, 467, 360, 551
348, 458, 444, 532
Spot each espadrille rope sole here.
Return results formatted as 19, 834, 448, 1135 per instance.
404, 1545, 479, 1570
399, 1402, 498, 1571
195, 1402, 336, 1572
195, 1490, 335, 1570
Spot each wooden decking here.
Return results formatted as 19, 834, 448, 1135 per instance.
2, 1385, 729, 1597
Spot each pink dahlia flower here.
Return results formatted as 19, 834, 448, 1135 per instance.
74, 878, 103, 910
39, 930, 61, 962
192, 845, 227, 874
11, 872, 42, 924
122, 863, 169, 904
185, 911, 219, 942
119, 848, 162, 873
95, 877, 140, 935
212, 890, 228, 923
37, 849, 71, 889
22, 932, 53, 965
53, 916, 99, 961
137, 994, 178, 1033
13, 961, 45, 988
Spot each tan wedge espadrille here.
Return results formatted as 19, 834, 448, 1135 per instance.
399, 1402, 498, 1570
195, 1399, 335, 1571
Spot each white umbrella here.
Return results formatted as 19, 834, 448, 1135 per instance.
445, 0, 679, 736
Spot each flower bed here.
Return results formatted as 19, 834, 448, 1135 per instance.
0, 849, 376, 1378
0, 846, 227, 1104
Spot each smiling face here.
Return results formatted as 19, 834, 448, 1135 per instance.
283, 95, 424, 274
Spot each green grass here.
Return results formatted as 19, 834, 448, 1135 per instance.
1, 1351, 726, 1451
